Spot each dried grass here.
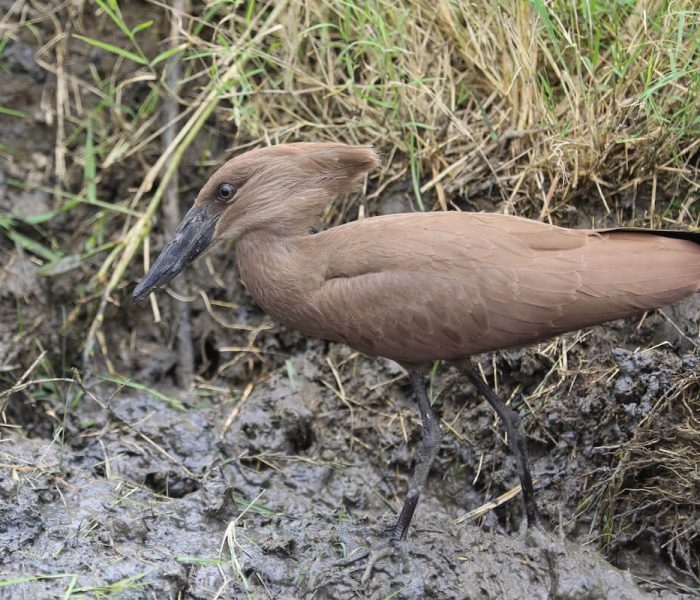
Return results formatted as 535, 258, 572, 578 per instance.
602, 371, 700, 580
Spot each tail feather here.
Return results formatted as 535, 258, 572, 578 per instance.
599, 227, 700, 245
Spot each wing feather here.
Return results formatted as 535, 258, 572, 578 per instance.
305, 212, 700, 363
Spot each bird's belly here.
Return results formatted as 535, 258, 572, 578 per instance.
326, 327, 535, 365
289, 315, 495, 365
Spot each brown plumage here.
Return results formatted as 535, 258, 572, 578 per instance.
238, 213, 700, 366
134, 142, 700, 546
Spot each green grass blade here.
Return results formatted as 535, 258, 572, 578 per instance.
8, 230, 61, 261
94, 0, 133, 41
150, 45, 186, 67
74, 34, 148, 65
0, 106, 27, 118
131, 20, 154, 35
99, 374, 186, 411
6, 179, 142, 220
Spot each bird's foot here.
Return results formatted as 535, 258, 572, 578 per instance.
524, 519, 557, 550
360, 543, 397, 583
334, 537, 403, 583
518, 512, 538, 537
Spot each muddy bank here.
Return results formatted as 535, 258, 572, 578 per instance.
2, 330, 698, 598
0, 418, 667, 600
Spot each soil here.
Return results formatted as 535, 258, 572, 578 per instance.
1, 5, 699, 600
2, 329, 699, 599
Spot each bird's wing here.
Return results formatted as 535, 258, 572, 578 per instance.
309, 212, 700, 364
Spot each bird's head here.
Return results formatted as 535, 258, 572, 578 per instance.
133, 142, 378, 302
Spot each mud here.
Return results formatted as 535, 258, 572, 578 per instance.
3, 323, 700, 598
2, 350, 695, 599
1, 4, 699, 599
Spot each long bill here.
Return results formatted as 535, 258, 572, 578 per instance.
133, 205, 221, 302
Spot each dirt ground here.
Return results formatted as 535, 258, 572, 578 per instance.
1, 4, 699, 600
2, 312, 700, 598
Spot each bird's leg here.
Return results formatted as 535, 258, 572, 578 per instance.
465, 367, 539, 527
333, 371, 444, 582
390, 370, 444, 541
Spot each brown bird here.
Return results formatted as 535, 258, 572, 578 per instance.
134, 142, 700, 543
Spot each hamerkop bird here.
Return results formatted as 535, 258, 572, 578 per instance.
133, 142, 700, 543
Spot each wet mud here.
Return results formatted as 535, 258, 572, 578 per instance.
2, 324, 699, 598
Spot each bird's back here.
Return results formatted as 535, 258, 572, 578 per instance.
302, 212, 700, 364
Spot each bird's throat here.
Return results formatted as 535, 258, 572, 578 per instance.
235, 230, 327, 333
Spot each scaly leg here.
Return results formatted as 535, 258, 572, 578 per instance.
344, 371, 444, 581
465, 367, 538, 526
390, 370, 444, 540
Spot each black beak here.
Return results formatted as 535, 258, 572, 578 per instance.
133, 205, 221, 302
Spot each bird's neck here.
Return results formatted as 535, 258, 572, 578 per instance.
235, 230, 325, 327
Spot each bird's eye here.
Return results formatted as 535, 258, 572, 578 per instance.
216, 183, 237, 202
